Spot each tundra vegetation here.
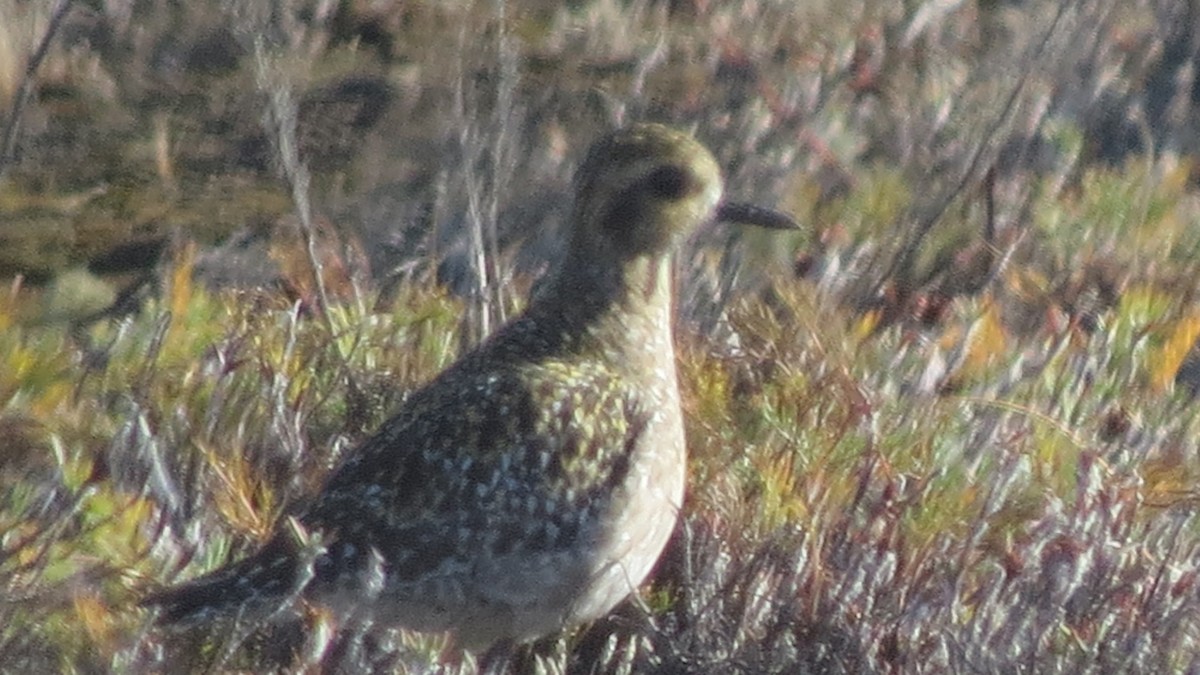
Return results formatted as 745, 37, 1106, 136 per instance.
2, 0, 1200, 672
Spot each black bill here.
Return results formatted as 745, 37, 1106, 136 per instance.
716, 202, 801, 230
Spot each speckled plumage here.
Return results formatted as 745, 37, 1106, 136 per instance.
146, 123, 797, 650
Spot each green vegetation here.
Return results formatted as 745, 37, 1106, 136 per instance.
2, 0, 1200, 672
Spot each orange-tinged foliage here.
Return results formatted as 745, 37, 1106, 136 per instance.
28, 380, 71, 419
199, 439, 277, 540
0, 279, 16, 334
1152, 311, 1200, 393
73, 589, 117, 649
962, 297, 1007, 377
167, 241, 196, 342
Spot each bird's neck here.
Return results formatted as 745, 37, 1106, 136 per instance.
528, 253, 677, 373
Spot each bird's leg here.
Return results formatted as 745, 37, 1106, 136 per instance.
477, 638, 515, 675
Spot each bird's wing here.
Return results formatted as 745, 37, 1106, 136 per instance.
145, 359, 649, 623
302, 358, 649, 585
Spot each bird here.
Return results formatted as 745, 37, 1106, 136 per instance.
144, 123, 799, 657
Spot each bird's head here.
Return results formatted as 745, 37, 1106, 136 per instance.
570, 124, 723, 260
569, 123, 798, 263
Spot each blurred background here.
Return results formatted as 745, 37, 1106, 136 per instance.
2, 0, 1196, 338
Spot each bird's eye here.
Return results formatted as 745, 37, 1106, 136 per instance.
644, 165, 694, 200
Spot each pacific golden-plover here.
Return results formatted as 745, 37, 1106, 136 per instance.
146, 123, 798, 654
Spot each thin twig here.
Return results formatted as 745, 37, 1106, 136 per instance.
0, 0, 74, 182
453, 3, 518, 350
251, 38, 335, 332
871, 0, 1080, 299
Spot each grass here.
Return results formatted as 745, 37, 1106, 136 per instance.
3, 0, 1200, 672
8, 236, 1200, 672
